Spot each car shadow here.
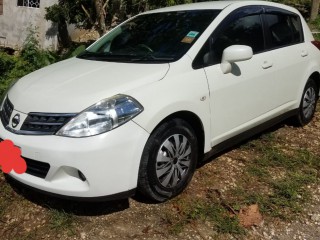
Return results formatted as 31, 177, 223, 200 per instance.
5, 175, 130, 216
4, 119, 296, 212
198, 121, 287, 168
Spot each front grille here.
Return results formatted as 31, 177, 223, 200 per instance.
0, 97, 14, 127
21, 113, 76, 135
25, 158, 50, 179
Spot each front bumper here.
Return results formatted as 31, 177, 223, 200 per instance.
0, 121, 149, 199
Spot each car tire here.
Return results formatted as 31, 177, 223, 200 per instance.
294, 79, 319, 126
137, 118, 198, 202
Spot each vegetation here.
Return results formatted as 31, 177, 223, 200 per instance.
44, 0, 195, 48
0, 27, 85, 98
160, 131, 320, 236
48, 209, 75, 234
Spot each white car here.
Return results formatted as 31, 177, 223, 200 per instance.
1, 1, 319, 202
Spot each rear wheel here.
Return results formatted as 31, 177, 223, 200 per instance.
138, 119, 198, 202
294, 79, 318, 126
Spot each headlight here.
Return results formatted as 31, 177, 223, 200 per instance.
56, 95, 143, 137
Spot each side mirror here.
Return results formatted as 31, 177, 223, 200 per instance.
221, 45, 253, 74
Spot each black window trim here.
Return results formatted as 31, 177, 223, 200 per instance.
261, 7, 304, 52
192, 5, 305, 69
192, 5, 265, 69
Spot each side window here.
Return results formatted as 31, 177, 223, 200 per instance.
212, 15, 264, 61
264, 14, 303, 49
193, 14, 264, 68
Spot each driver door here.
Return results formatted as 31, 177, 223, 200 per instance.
199, 8, 279, 146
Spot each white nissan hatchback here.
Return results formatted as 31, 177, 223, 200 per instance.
1, 1, 319, 202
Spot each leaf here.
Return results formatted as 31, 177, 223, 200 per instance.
238, 204, 263, 228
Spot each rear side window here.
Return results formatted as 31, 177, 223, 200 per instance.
264, 13, 303, 48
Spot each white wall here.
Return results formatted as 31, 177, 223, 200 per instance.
0, 0, 58, 50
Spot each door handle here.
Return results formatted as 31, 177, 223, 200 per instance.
262, 60, 273, 69
301, 50, 308, 57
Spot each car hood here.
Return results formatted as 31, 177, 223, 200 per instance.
8, 58, 170, 113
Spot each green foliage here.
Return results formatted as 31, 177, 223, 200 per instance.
49, 209, 75, 234
164, 197, 245, 235
148, 0, 193, 8
0, 51, 16, 74
45, 0, 93, 28
54, 43, 87, 61
0, 27, 58, 97
235, 137, 320, 220
45, 0, 199, 32
20, 27, 57, 71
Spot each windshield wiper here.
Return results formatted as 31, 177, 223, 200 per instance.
130, 53, 175, 62
77, 51, 137, 61
78, 51, 174, 62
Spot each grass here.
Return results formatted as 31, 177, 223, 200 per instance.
165, 197, 245, 235
162, 128, 320, 236
1, 121, 319, 239
235, 139, 320, 220
48, 209, 75, 236
0, 179, 16, 219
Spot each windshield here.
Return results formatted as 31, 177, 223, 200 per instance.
77, 10, 220, 63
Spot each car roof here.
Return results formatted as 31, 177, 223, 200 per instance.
144, 1, 297, 14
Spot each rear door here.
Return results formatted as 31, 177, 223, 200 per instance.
262, 7, 307, 107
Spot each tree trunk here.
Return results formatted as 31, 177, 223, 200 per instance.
94, 0, 107, 36
311, 0, 320, 21
57, 19, 71, 49
56, 0, 71, 49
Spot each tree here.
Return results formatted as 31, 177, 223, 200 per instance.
310, 0, 320, 21
45, 1, 72, 48
45, 0, 201, 48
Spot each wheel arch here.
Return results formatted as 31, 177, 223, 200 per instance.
309, 71, 320, 95
150, 111, 206, 160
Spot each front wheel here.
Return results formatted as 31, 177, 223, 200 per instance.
137, 119, 198, 202
294, 79, 319, 126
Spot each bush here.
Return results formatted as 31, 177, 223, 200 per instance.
0, 27, 58, 97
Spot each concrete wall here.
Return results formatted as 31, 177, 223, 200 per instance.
0, 0, 58, 50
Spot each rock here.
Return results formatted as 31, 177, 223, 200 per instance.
311, 214, 320, 222
80, 232, 86, 239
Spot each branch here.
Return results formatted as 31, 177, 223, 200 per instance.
102, 0, 110, 10
102, 0, 110, 16
81, 4, 94, 25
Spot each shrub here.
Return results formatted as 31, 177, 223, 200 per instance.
0, 27, 58, 97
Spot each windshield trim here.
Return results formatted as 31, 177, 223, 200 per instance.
77, 9, 221, 64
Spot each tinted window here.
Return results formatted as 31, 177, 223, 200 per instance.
212, 15, 264, 62
265, 14, 303, 48
194, 14, 264, 68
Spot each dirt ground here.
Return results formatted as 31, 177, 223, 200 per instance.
0, 103, 320, 240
